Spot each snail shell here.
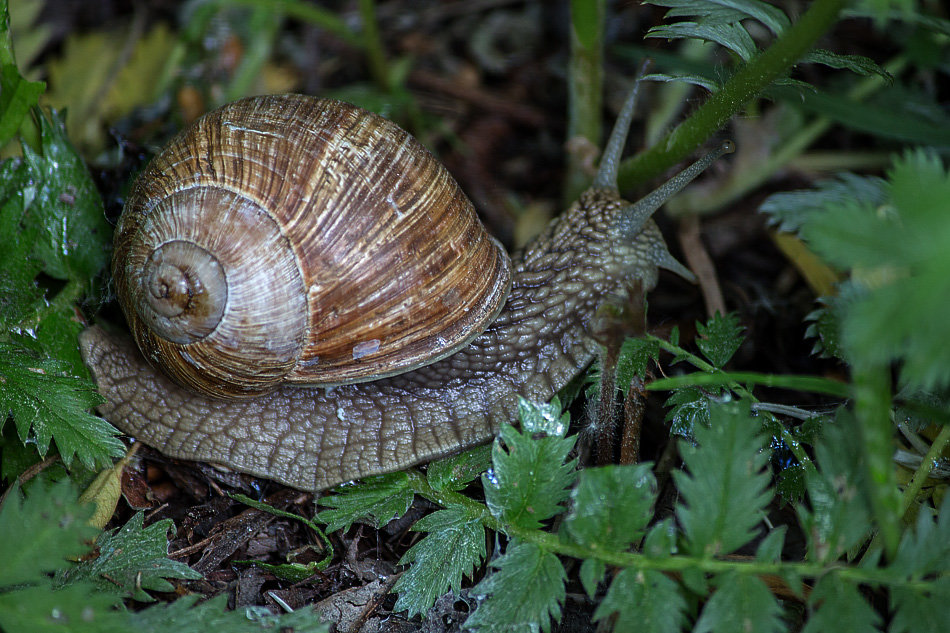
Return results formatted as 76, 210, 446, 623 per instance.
114, 95, 512, 398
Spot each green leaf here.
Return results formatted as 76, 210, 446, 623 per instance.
17, 110, 110, 280
66, 513, 201, 601
467, 541, 565, 633
0, 342, 123, 469
426, 443, 491, 493
0, 480, 95, 587
0, 65, 44, 147
755, 525, 787, 563
889, 577, 950, 633
616, 336, 660, 391
648, 21, 758, 61
483, 407, 577, 531
642, 518, 677, 559
316, 471, 415, 532
694, 573, 784, 633
889, 496, 950, 579
593, 567, 687, 633
0, 581, 125, 633
696, 312, 744, 368
799, 410, 873, 563
759, 172, 887, 234
579, 558, 605, 599
392, 507, 486, 617
801, 150, 950, 390
516, 396, 569, 436
129, 594, 330, 633
673, 401, 773, 557
801, 49, 891, 80
562, 463, 656, 551
664, 386, 713, 438
802, 574, 881, 633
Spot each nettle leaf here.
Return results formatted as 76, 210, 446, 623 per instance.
66, 513, 201, 601
317, 471, 415, 532
616, 336, 660, 390
695, 572, 784, 633
802, 150, 950, 390
0, 64, 45, 147
0, 342, 123, 469
129, 594, 330, 633
0, 158, 43, 329
648, 21, 758, 61
17, 110, 111, 281
426, 443, 491, 493
804, 298, 845, 360
799, 411, 873, 563
562, 463, 657, 551
644, 71, 721, 93
696, 312, 744, 368
673, 401, 772, 557
593, 567, 687, 633
483, 400, 576, 531
802, 574, 881, 633
392, 507, 486, 617
0, 480, 96, 587
467, 541, 566, 633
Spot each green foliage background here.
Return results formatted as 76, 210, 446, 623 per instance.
1, 0, 949, 631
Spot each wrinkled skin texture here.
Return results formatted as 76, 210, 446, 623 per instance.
80, 190, 677, 491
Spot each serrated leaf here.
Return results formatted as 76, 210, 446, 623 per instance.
806, 151, 950, 390
802, 574, 881, 633
0, 64, 44, 147
579, 558, 605, 599
695, 573, 784, 633
467, 541, 565, 633
392, 507, 486, 616
696, 312, 744, 368
673, 401, 772, 557
759, 172, 887, 234
516, 396, 569, 436
644, 71, 721, 92
664, 386, 713, 438
616, 337, 660, 391
316, 471, 415, 532
593, 567, 687, 633
889, 496, 950, 578
483, 418, 577, 531
0, 342, 123, 469
889, 577, 950, 633
562, 463, 656, 551
0, 480, 96, 587
18, 110, 110, 281
66, 513, 201, 601
642, 518, 677, 558
648, 21, 758, 61
755, 525, 787, 563
0, 581, 124, 633
799, 410, 873, 563
129, 594, 330, 633
426, 443, 491, 493
801, 49, 891, 80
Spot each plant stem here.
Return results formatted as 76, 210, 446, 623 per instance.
564, 0, 606, 203
358, 0, 390, 92
407, 465, 941, 590
900, 423, 950, 515
647, 335, 814, 468
617, 0, 849, 191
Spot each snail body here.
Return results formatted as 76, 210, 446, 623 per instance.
80, 91, 731, 491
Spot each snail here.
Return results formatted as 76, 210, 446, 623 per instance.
79, 89, 732, 492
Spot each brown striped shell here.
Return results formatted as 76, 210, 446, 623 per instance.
113, 95, 512, 398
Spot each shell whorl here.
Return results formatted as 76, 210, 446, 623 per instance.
113, 95, 512, 398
